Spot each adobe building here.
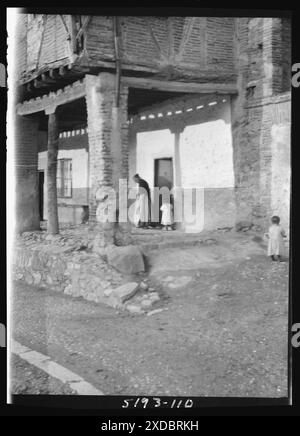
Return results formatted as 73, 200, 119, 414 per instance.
13, 14, 291, 246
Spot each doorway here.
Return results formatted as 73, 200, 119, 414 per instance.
154, 158, 174, 225
38, 170, 44, 221
154, 158, 174, 190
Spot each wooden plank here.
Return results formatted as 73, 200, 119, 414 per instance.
77, 57, 158, 74
122, 76, 238, 94
17, 78, 86, 115
147, 20, 164, 59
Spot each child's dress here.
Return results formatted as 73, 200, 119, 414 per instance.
267, 225, 286, 256
160, 203, 173, 226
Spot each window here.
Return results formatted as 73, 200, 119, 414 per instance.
57, 159, 72, 198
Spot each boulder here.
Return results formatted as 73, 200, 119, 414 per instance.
106, 246, 145, 274
109, 282, 140, 305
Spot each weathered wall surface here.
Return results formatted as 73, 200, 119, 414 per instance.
135, 129, 175, 188
255, 95, 291, 231
16, 16, 291, 236
89, 16, 236, 79
17, 14, 71, 82
232, 17, 291, 230
129, 94, 235, 231
18, 15, 237, 83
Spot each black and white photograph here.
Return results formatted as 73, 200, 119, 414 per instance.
5, 7, 293, 408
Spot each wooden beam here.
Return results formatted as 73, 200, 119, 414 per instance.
47, 111, 59, 235
147, 20, 168, 62
33, 78, 48, 89
41, 72, 57, 84
75, 15, 91, 40
17, 79, 86, 116
59, 65, 69, 77
49, 68, 60, 80
122, 76, 238, 94
167, 17, 175, 63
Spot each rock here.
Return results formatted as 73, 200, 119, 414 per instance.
104, 288, 113, 298
149, 293, 160, 303
139, 281, 149, 291
32, 272, 41, 285
147, 309, 165, 316
167, 276, 192, 289
64, 284, 72, 295
141, 299, 153, 309
106, 295, 120, 309
217, 227, 233, 233
126, 304, 143, 314
109, 282, 139, 305
141, 294, 150, 300
204, 238, 218, 245
235, 221, 254, 232
106, 246, 145, 275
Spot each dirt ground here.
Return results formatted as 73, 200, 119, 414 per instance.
10, 354, 77, 395
11, 231, 289, 397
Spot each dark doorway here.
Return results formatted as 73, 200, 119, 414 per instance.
155, 158, 174, 190
38, 171, 44, 221
154, 158, 174, 225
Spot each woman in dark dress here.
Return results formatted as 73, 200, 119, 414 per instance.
133, 174, 151, 228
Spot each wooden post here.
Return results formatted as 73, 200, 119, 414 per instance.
46, 109, 59, 234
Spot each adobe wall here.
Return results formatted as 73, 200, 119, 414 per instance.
129, 93, 236, 232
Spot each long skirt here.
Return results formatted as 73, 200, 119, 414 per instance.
134, 193, 150, 226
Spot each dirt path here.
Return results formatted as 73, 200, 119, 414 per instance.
11, 233, 289, 397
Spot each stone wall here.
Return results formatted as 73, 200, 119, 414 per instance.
12, 236, 126, 304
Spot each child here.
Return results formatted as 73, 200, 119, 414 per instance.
265, 216, 287, 262
160, 201, 174, 231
